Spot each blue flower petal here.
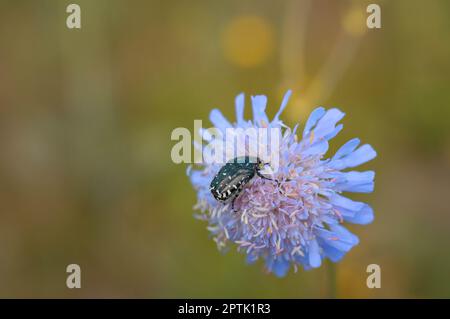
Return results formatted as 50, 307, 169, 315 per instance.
331, 144, 377, 170
251, 95, 269, 125
342, 204, 374, 224
335, 170, 375, 193
343, 144, 377, 168
235, 93, 245, 125
320, 241, 346, 262
272, 90, 292, 124
302, 140, 329, 156
316, 225, 359, 252
330, 224, 359, 246
189, 170, 210, 187
199, 128, 213, 141
272, 258, 290, 277
330, 194, 365, 212
209, 109, 232, 132
312, 109, 345, 142
293, 253, 310, 270
333, 138, 360, 160
246, 254, 258, 265
303, 107, 325, 138
324, 123, 343, 141
308, 239, 322, 268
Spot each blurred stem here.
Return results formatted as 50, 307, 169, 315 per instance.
280, 0, 311, 86
327, 261, 337, 299
281, 1, 364, 113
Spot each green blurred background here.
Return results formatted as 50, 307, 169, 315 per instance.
0, 0, 449, 298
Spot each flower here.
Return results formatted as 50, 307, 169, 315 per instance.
188, 90, 376, 277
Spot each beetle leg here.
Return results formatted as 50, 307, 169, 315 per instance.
231, 197, 237, 212
257, 171, 295, 196
256, 171, 278, 183
256, 171, 283, 191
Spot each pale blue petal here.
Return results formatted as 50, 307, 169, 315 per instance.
331, 144, 376, 169
343, 204, 374, 224
272, 258, 290, 277
324, 123, 343, 141
342, 144, 377, 168
302, 140, 329, 156
344, 183, 374, 193
335, 171, 375, 193
330, 224, 359, 246
235, 93, 245, 125
303, 107, 325, 138
317, 231, 348, 262
342, 170, 375, 183
199, 128, 213, 141
308, 239, 322, 268
209, 109, 232, 132
251, 95, 269, 125
246, 254, 258, 264
330, 194, 365, 211
293, 253, 310, 270
333, 138, 360, 160
272, 90, 292, 123
189, 170, 210, 188
312, 109, 345, 142
316, 225, 359, 252
321, 243, 346, 262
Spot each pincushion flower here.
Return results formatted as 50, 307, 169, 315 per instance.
188, 90, 376, 277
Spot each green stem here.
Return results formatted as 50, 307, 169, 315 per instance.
327, 261, 337, 299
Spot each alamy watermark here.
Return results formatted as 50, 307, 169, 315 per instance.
366, 263, 381, 289
171, 120, 282, 172
66, 264, 81, 289
65, 3, 380, 31
366, 4, 381, 29
66, 4, 81, 29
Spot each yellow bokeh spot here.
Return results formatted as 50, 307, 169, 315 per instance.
286, 81, 322, 122
222, 15, 274, 68
342, 5, 367, 37
287, 96, 315, 123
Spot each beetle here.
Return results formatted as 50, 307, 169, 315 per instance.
209, 156, 279, 211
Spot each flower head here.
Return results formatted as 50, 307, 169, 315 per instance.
188, 91, 376, 277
